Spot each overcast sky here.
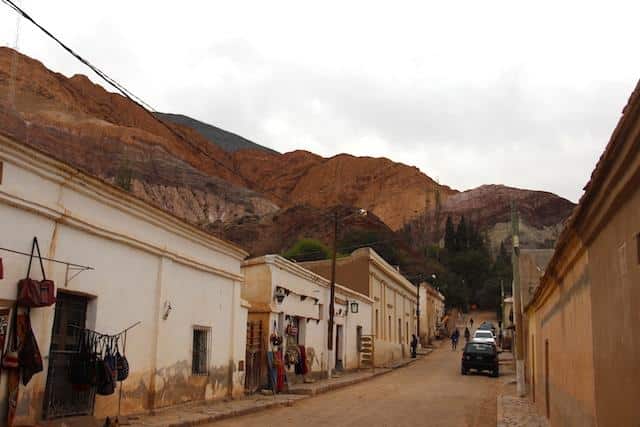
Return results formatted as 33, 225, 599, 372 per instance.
2, 1, 639, 202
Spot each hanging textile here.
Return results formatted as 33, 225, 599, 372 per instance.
6, 368, 19, 427
297, 345, 309, 375
0, 308, 12, 371
17, 312, 43, 386
275, 350, 285, 392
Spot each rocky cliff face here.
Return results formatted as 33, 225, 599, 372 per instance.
0, 48, 278, 225
401, 184, 575, 251
231, 149, 457, 230
0, 48, 575, 257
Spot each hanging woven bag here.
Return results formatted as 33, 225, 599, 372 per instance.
115, 337, 129, 381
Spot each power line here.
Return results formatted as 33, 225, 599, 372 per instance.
0, 0, 292, 205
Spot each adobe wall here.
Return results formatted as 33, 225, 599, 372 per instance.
529, 250, 596, 426
588, 185, 640, 426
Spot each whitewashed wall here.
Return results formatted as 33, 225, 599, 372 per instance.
0, 137, 248, 425
334, 286, 373, 370
242, 256, 373, 378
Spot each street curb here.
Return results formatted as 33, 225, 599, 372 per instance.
288, 357, 421, 396
135, 356, 427, 426
162, 397, 306, 427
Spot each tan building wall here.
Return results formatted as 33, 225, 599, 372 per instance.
301, 248, 417, 366
526, 240, 596, 426
524, 80, 640, 426
584, 144, 640, 426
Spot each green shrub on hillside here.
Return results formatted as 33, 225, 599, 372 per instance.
283, 238, 330, 262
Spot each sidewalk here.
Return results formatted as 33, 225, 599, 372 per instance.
497, 394, 549, 427
496, 351, 549, 427
121, 394, 307, 427
123, 357, 421, 426
288, 368, 389, 396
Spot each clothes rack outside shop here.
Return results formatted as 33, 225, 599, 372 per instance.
0, 242, 93, 285
71, 321, 141, 419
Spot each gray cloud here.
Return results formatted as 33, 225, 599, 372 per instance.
1, 1, 638, 203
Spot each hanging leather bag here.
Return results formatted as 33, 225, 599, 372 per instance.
114, 337, 129, 381
17, 238, 56, 308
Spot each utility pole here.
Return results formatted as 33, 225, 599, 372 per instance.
328, 210, 338, 352
416, 281, 421, 343
511, 202, 525, 396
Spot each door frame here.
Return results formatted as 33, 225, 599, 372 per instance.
335, 324, 344, 370
43, 292, 95, 420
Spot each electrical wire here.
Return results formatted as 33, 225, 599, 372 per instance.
1, 0, 428, 221
0, 0, 293, 205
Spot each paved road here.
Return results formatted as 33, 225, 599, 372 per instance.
210, 314, 501, 427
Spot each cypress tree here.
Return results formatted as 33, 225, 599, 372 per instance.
456, 216, 468, 251
444, 215, 456, 251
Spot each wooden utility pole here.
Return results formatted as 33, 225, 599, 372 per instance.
511, 202, 525, 396
328, 210, 338, 352
416, 281, 421, 341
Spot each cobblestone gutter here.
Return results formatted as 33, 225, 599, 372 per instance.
497, 394, 549, 427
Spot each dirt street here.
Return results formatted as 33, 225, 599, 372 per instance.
210, 313, 501, 427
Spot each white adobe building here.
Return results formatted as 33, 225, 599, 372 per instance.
0, 135, 249, 425
241, 255, 372, 390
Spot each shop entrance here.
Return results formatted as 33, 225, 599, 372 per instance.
245, 320, 264, 393
335, 325, 344, 371
43, 292, 95, 419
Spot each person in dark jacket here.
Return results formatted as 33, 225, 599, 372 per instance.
410, 334, 418, 358
451, 328, 460, 350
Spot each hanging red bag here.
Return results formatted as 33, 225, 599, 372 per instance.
17, 238, 56, 308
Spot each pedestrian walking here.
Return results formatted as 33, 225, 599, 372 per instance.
451, 329, 460, 350
469, 317, 474, 329
464, 327, 471, 343
411, 334, 418, 358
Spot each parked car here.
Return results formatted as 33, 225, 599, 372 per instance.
472, 330, 496, 345
477, 321, 497, 335
461, 342, 499, 377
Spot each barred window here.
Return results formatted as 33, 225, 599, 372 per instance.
192, 327, 210, 376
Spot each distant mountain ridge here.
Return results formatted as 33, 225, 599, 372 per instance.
155, 112, 278, 154
0, 47, 576, 263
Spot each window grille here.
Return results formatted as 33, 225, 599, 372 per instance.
192, 327, 210, 376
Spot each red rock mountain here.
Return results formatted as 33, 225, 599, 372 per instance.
0, 48, 575, 256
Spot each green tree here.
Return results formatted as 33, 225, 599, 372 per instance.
283, 239, 330, 262
115, 160, 133, 192
444, 216, 456, 251
338, 230, 400, 266
455, 216, 468, 251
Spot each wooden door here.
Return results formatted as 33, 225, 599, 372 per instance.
244, 320, 263, 393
